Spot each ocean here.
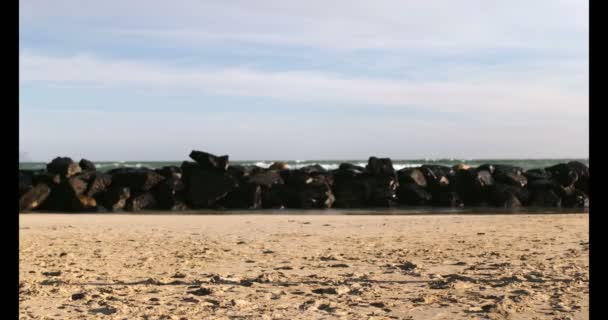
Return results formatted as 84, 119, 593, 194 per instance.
19, 159, 589, 171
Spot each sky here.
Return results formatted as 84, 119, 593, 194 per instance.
19, 0, 589, 161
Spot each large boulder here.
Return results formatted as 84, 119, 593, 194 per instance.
419, 165, 453, 191
281, 170, 335, 209
524, 169, 552, 182
568, 161, 589, 194
84, 172, 112, 197
125, 192, 157, 211
182, 165, 238, 208
19, 170, 44, 197
78, 159, 96, 171
189, 150, 229, 172
396, 168, 427, 188
487, 183, 529, 207
453, 169, 494, 205
366, 157, 395, 176
102, 187, 131, 211
47, 157, 82, 178
527, 179, 564, 207
155, 166, 182, 179
220, 182, 262, 209
396, 183, 432, 205
109, 168, 165, 192
328, 168, 366, 208
154, 177, 187, 210
248, 170, 284, 188
545, 163, 578, 187
37, 175, 89, 211
19, 183, 51, 211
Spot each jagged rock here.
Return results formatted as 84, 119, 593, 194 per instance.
109, 168, 165, 192
420, 165, 453, 191
366, 157, 395, 176
183, 166, 238, 208
435, 191, 463, 207
562, 189, 589, 208
299, 164, 327, 174
19, 170, 43, 197
396, 183, 432, 205
338, 163, 365, 173
189, 150, 229, 172
527, 180, 563, 207
19, 183, 51, 211
155, 166, 182, 179
568, 161, 589, 194
221, 182, 262, 209
248, 170, 284, 188
103, 187, 131, 211
154, 177, 186, 210
47, 157, 82, 178
362, 174, 399, 207
545, 163, 579, 188
453, 169, 495, 205
281, 170, 335, 208
332, 168, 366, 208
487, 184, 529, 207
78, 159, 96, 171
493, 171, 527, 188
524, 169, 552, 182
397, 168, 427, 188
84, 173, 112, 197
126, 192, 157, 211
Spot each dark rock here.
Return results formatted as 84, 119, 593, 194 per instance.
247, 170, 284, 188
545, 163, 578, 187
487, 184, 528, 207
434, 191, 463, 207
338, 163, 365, 173
19, 183, 51, 211
420, 165, 453, 191
84, 173, 112, 197
281, 170, 335, 208
453, 169, 494, 205
220, 182, 262, 209
155, 166, 182, 179
568, 161, 589, 194
109, 168, 165, 192
154, 177, 186, 210
188, 287, 212, 296
366, 157, 395, 176
493, 171, 527, 188
299, 164, 327, 174
260, 184, 289, 209
332, 169, 366, 208
396, 183, 432, 205
102, 187, 131, 211
78, 159, 96, 171
527, 180, 563, 207
189, 150, 229, 172
362, 174, 399, 207
71, 293, 86, 300
524, 169, 552, 182
125, 192, 157, 211
183, 167, 238, 208
46, 157, 82, 178
19, 170, 44, 197
397, 168, 427, 188
562, 189, 589, 208
32, 172, 61, 186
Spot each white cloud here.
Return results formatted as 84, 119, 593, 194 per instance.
20, 52, 588, 116
20, 0, 588, 53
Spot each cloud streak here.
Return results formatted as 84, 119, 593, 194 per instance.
20, 52, 587, 116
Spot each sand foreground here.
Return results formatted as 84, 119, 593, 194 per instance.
19, 213, 589, 320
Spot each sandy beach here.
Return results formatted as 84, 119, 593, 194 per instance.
19, 213, 588, 320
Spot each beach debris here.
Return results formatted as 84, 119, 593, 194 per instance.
71, 292, 86, 300
187, 287, 212, 296
41, 271, 61, 277
312, 287, 338, 295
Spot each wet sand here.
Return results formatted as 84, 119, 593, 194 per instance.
19, 213, 588, 319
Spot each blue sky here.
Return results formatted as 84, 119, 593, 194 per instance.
19, 0, 588, 161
